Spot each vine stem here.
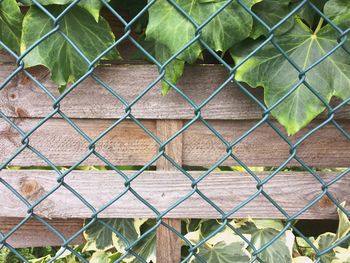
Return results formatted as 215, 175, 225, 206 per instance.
314, 17, 324, 35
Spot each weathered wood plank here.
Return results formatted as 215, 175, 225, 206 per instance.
0, 170, 348, 219
156, 120, 183, 263
2, 64, 349, 120
1, 118, 349, 167
183, 120, 350, 167
0, 218, 84, 248
0, 118, 157, 167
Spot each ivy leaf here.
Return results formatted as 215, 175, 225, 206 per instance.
231, 18, 350, 135
324, 0, 350, 19
108, 252, 123, 262
292, 256, 313, 263
111, 219, 144, 252
0, 0, 23, 54
237, 219, 293, 263
237, 218, 284, 233
191, 241, 251, 263
129, 220, 156, 263
250, 0, 294, 39
19, 0, 107, 21
146, 0, 261, 64
335, 202, 350, 241
185, 221, 252, 263
155, 43, 185, 96
90, 251, 110, 263
293, 0, 327, 28
28, 256, 52, 263
314, 233, 336, 263
21, 6, 119, 90
250, 228, 293, 263
294, 237, 316, 259
332, 246, 350, 263
83, 219, 139, 251
141, 39, 185, 95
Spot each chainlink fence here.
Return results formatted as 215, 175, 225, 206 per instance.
0, 0, 350, 262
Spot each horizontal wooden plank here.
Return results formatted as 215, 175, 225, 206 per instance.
1, 170, 348, 219
1, 64, 349, 120
0, 218, 84, 248
0, 64, 260, 120
1, 118, 349, 167
0, 118, 157, 167
183, 119, 350, 167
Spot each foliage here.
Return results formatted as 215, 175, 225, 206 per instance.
5, 204, 347, 262
21, 5, 119, 89
0, 0, 349, 134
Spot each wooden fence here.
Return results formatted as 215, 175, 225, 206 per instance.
1, 50, 350, 262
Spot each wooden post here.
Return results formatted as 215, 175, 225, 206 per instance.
156, 120, 183, 263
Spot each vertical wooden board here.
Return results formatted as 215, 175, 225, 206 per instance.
156, 120, 183, 263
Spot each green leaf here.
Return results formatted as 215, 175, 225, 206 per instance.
314, 233, 337, 263
0, 0, 23, 53
253, 219, 285, 231
231, 18, 350, 135
21, 6, 119, 90
28, 256, 52, 263
111, 0, 148, 33
90, 251, 110, 263
146, 0, 261, 64
250, 228, 293, 263
292, 256, 314, 263
237, 218, 285, 233
335, 202, 350, 241
144, 40, 185, 95
108, 252, 123, 262
19, 0, 107, 21
129, 220, 156, 263
112, 219, 144, 252
199, 220, 223, 239
83, 219, 139, 251
250, 0, 294, 39
185, 220, 252, 262
332, 246, 350, 263
294, 237, 316, 259
293, 0, 328, 28
236, 218, 284, 234
191, 241, 250, 263
186, 219, 203, 233
324, 0, 350, 19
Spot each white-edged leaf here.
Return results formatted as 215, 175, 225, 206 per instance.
250, 228, 293, 263
190, 241, 251, 263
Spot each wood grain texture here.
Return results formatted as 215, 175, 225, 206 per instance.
1, 170, 348, 219
2, 64, 349, 120
182, 120, 350, 167
0, 218, 84, 248
0, 118, 157, 167
1, 118, 349, 167
156, 120, 183, 263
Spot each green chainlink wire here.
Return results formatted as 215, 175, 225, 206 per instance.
0, 0, 349, 262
